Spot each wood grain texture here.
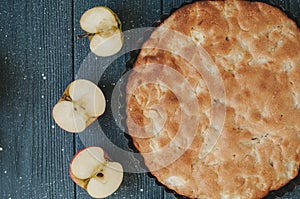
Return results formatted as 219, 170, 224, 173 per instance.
0, 0, 75, 199
73, 0, 163, 198
0, 0, 299, 199
162, 0, 186, 14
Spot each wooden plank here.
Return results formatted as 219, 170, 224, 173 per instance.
0, 0, 75, 199
73, 0, 163, 198
0, 0, 298, 199
162, 0, 186, 15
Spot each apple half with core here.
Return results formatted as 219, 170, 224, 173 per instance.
79, 6, 123, 57
52, 79, 106, 133
70, 147, 124, 198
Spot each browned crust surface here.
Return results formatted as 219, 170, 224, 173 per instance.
126, 1, 300, 198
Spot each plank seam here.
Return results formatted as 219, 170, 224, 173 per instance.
71, 0, 77, 198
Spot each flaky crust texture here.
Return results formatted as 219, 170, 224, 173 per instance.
126, 1, 300, 198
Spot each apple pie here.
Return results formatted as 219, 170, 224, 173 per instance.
126, 1, 300, 198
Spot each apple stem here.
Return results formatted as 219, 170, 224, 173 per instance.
61, 94, 72, 102
65, 96, 72, 101
77, 33, 95, 40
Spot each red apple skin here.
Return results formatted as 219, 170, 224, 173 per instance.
69, 146, 113, 189
69, 169, 86, 189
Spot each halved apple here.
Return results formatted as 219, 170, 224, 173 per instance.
79, 6, 123, 57
52, 79, 106, 133
70, 147, 123, 198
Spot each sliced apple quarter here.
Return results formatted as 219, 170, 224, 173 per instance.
80, 6, 123, 57
90, 29, 123, 57
52, 79, 106, 133
70, 147, 123, 198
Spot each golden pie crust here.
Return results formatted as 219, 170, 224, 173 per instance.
126, 1, 300, 198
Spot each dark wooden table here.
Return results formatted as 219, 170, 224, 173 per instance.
1, 0, 300, 198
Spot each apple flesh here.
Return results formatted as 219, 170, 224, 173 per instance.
79, 6, 123, 57
52, 79, 106, 133
90, 29, 123, 57
70, 147, 123, 198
